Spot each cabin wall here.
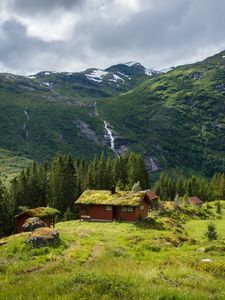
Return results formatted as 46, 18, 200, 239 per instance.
118, 207, 139, 221
16, 214, 29, 233
79, 202, 149, 222
41, 217, 53, 227
90, 205, 113, 221
140, 201, 149, 218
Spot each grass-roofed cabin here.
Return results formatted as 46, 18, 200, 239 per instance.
76, 190, 158, 222
15, 207, 60, 233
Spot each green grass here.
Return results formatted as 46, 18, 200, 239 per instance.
0, 202, 225, 299
0, 148, 31, 185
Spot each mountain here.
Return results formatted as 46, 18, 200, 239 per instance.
0, 52, 224, 177
0, 62, 155, 163
99, 51, 225, 176
28, 62, 156, 100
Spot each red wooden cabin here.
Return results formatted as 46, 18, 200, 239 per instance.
76, 189, 158, 222
15, 207, 59, 233
188, 196, 203, 207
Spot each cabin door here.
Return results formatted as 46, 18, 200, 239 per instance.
113, 206, 119, 220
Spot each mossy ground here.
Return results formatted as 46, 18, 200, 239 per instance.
0, 201, 225, 300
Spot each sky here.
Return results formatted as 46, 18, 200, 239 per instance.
0, 0, 225, 75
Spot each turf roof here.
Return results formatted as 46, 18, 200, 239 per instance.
15, 207, 60, 218
76, 190, 146, 206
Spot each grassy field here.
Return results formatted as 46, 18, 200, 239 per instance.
0, 202, 225, 299
0, 148, 31, 185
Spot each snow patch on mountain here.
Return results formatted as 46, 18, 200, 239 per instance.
117, 71, 131, 79
145, 68, 155, 76
109, 74, 125, 83
124, 61, 140, 67
42, 82, 53, 87
86, 69, 109, 82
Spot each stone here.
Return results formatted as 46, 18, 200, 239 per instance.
22, 217, 47, 232
27, 227, 59, 248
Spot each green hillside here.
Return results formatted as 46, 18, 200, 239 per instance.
0, 63, 152, 163
0, 52, 225, 177
0, 201, 225, 300
99, 51, 225, 176
0, 148, 31, 184
0, 82, 107, 162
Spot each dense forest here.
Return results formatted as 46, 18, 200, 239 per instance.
0, 152, 149, 236
0, 151, 225, 237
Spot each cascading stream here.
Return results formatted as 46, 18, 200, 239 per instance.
103, 121, 119, 157
21, 107, 30, 140
94, 101, 119, 157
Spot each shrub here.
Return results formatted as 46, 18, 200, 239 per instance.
205, 223, 218, 241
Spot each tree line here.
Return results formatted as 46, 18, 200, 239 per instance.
0, 152, 149, 236
1, 151, 225, 237
154, 172, 225, 201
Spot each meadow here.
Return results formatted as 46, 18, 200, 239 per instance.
0, 148, 31, 185
0, 201, 225, 300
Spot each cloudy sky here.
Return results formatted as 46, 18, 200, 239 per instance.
0, 0, 225, 75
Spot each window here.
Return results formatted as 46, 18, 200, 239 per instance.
140, 205, 144, 210
122, 206, 134, 212
106, 206, 112, 211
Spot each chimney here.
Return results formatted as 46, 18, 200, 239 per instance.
111, 186, 116, 195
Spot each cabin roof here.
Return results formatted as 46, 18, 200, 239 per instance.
145, 190, 158, 200
189, 196, 203, 205
15, 207, 60, 218
76, 190, 153, 207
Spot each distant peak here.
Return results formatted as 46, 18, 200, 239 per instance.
123, 61, 141, 67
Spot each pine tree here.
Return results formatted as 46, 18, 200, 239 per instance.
216, 201, 222, 214
206, 223, 217, 241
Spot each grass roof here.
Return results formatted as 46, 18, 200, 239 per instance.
16, 207, 60, 218
76, 190, 146, 207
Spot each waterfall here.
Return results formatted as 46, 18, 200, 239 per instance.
21, 107, 29, 140
93, 101, 98, 116
104, 121, 119, 157
24, 107, 30, 121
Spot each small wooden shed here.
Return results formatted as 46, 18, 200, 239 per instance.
188, 196, 203, 207
76, 189, 159, 222
15, 207, 60, 233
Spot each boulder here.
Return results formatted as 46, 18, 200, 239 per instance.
27, 227, 59, 248
22, 217, 47, 232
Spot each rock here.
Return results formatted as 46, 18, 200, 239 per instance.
27, 227, 59, 248
22, 217, 47, 232
201, 258, 212, 263
188, 72, 203, 80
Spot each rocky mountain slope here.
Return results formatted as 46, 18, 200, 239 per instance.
0, 62, 155, 162
0, 52, 224, 176
99, 51, 225, 176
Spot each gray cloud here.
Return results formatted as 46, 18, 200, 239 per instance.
7, 0, 84, 14
0, 0, 225, 74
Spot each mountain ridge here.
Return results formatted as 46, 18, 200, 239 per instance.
0, 50, 225, 177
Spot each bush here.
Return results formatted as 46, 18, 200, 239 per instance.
205, 223, 218, 241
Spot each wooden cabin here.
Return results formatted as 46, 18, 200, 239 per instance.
15, 207, 60, 233
76, 189, 158, 222
188, 196, 203, 207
